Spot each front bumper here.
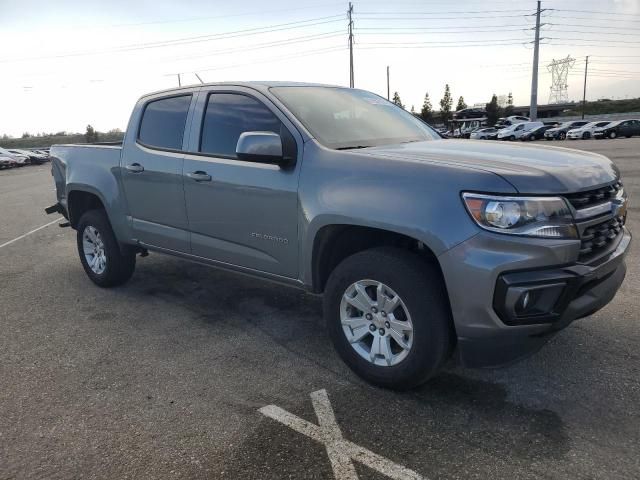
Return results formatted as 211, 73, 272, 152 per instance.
438, 227, 631, 368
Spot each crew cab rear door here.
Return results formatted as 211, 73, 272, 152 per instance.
121, 90, 198, 252
182, 86, 302, 278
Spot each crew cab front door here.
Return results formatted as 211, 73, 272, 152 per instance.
182, 88, 301, 278
121, 91, 197, 252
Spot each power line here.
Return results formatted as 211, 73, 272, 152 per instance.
547, 23, 640, 31
0, 15, 345, 63
354, 14, 534, 20
154, 31, 344, 63
551, 8, 640, 17
546, 15, 640, 23
356, 9, 533, 14
181, 45, 346, 75
356, 28, 529, 35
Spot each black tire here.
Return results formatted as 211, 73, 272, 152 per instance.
558, 132, 566, 140
324, 247, 453, 390
609, 131, 617, 139
509, 135, 516, 141
76, 209, 135, 287
582, 132, 590, 140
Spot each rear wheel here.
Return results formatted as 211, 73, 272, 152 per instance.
76, 209, 136, 287
324, 248, 453, 389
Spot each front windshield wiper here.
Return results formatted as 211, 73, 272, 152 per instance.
335, 145, 373, 150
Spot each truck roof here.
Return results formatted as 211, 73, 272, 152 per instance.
139, 81, 342, 99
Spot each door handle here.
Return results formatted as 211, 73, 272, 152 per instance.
125, 163, 144, 173
187, 171, 212, 182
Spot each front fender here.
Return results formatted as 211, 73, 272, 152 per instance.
297, 140, 517, 287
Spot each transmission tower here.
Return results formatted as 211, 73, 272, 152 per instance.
547, 56, 575, 104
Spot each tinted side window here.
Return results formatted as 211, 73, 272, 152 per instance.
200, 93, 282, 157
138, 95, 191, 150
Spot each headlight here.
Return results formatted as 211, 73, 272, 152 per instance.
462, 193, 578, 239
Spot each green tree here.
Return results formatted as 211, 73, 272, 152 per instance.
456, 96, 467, 111
504, 92, 514, 116
439, 84, 453, 126
485, 94, 502, 126
421, 93, 433, 123
392, 91, 404, 109
85, 124, 98, 143
410, 105, 416, 114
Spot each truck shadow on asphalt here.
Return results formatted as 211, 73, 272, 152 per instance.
128, 257, 571, 478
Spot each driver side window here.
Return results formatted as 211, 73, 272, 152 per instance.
199, 93, 284, 158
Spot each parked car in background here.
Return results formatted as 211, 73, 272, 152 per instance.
495, 116, 530, 128
0, 155, 16, 168
8, 148, 48, 164
567, 121, 611, 140
593, 119, 640, 139
497, 121, 544, 141
0, 147, 29, 166
486, 128, 501, 140
520, 125, 553, 141
470, 127, 498, 140
544, 121, 589, 140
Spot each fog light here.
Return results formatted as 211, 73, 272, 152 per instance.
505, 283, 566, 322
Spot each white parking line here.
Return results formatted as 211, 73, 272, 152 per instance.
259, 389, 425, 480
0, 217, 62, 249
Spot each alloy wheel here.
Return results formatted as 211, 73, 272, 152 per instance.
340, 280, 414, 367
82, 226, 107, 274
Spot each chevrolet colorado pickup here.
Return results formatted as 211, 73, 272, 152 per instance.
47, 82, 631, 389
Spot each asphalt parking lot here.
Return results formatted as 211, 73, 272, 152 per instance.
1, 139, 639, 479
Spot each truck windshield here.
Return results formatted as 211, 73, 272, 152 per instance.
270, 86, 440, 150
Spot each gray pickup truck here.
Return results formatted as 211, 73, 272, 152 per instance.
47, 82, 631, 389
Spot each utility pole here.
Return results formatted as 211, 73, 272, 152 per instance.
386, 66, 390, 100
348, 2, 354, 88
529, 0, 542, 120
582, 56, 589, 120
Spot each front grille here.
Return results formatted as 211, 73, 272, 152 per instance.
564, 181, 623, 210
578, 215, 626, 261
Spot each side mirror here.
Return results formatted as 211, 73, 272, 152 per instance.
236, 131, 284, 165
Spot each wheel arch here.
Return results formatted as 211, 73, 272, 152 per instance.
66, 187, 108, 228
310, 224, 449, 298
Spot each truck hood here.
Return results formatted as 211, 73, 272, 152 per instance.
360, 139, 619, 194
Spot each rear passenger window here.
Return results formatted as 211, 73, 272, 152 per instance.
200, 93, 282, 158
138, 95, 191, 150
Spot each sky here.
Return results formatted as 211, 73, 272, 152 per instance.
1, 0, 639, 137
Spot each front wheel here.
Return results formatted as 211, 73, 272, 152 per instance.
609, 131, 617, 139
558, 132, 567, 140
76, 209, 136, 287
583, 132, 590, 140
324, 248, 453, 389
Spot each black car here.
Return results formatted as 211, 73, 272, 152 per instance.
593, 119, 640, 139
544, 121, 589, 140
521, 125, 553, 141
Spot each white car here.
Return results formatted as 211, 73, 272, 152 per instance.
0, 146, 29, 166
470, 127, 498, 140
567, 121, 611, 140
0, 155, 16, 168
497, 121, 544, 141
